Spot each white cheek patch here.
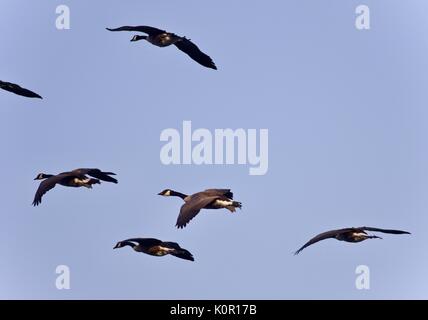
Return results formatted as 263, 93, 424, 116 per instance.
165, 190, 171, 196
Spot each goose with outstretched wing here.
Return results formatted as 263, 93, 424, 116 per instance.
106, 25, 217, 69
294, 226, 411, 255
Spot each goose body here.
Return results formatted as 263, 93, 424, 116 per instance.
114, 238, 194, 261
0, 80, 42, 99
158, 189, 242, 228
294, 226, 411, 255
106, 25, 217, 69
145, 31, 182, 47
32, 168, 117, 206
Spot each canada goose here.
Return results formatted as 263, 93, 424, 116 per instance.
106, 26, 217, 70
158, 189, 242, 228
0, 80, 42, 99
114, 238, 194, 261
32, 168, 117, 206
294, 226, 411, 255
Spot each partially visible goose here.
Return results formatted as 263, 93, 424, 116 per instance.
106, 25, 217, 70
158, 189, 242, 228
0, 80, 42, 99
294, 226, 411, 255
114, 238, 194, 261
32, 168, 117, 206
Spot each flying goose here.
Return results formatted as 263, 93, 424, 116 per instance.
114, 238, 194, 261
106, 25, 217, 70
32, 168, 118, 206
294, 226, 411, 255
158, 189, 242, 228
0, 80, 42, 99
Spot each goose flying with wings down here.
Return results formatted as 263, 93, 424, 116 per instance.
158, 189, 242, 229
32, 168, 117, 206
106, 25, 217, 70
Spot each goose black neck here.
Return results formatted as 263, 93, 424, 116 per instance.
122, 241, 136, 248
171, 191, 188, 200
132, 35, 147, 42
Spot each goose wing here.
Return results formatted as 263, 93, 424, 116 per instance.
0, 81, 42, 99
161, 242, 194, 261
32, 174, 70, 206
360, 227, 411, 235
72, 168, 118, 183
176, 194, 220, 228
160, 241, 182, 250
106, 25, 166, 36
204, 189, 233, 198
174, 38, 217, 70
294, 228, 353, 255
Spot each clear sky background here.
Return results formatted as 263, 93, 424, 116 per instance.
1, 0, 427, 299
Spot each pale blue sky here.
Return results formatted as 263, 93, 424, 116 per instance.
1, 0, 427, 299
